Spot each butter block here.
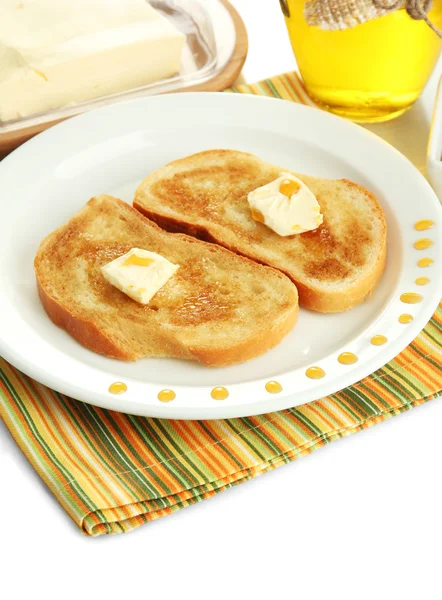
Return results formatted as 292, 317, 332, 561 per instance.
0, 0, 185, 121
248, 172, 323, 236
101, 248, 179, 305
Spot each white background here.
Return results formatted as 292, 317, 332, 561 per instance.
1, 2, 441, 599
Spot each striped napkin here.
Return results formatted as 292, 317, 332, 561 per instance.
1, 73, 441, 536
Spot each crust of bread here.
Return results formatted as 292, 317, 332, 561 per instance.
37, 278, 133, 360
186, 303, 298, 366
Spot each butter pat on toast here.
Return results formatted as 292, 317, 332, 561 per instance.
35, 195, 298, 366
134, 150, 387, 313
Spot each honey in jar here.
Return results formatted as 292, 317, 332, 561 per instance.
282, 0, 442, 122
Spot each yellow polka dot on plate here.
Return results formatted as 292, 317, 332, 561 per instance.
158, 389, 176, 403
414, 238, 433, 250
306, 367, 325, 379
414, 220, 434, 231
399, 314, 413, 324
400, 292, 423, 304
417, 257, 433, 268
265, 381, 283, 394
338, 352, 358, 365
415, 277, 430, 286
108, 382, 127, 394
211, 387, 229, 400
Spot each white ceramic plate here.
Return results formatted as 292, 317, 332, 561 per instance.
0, 93, 441, 419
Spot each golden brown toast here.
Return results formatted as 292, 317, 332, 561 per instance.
134, 150, 387, 312
35, 195, 298, 365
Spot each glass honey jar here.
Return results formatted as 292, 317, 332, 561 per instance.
281, 0, 442, 122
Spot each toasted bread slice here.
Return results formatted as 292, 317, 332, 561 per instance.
134, 150, 387, 312
35, 195, 298, 366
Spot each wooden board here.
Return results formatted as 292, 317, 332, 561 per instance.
0, 0, 248, 156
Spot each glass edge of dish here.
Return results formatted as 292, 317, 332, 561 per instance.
0, 0, 231, 136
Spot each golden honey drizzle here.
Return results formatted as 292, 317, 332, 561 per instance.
123, 254, 154, 267
338, 352, 358, 365
211, 387, 229, 401
265, 381, 283, 394
399, 313, 414, 324
305, 366, 325, 379
251, 208, 265, 223
417, 257, 434, 267
415, 277, 430, 285
371, 335, 387, 346
108, 382, 127, 394
400, 292, 423, 304
414, 238, 433, 250
279, 179, 300, 197
157, 389, 176, 403
414, 220, 435, 231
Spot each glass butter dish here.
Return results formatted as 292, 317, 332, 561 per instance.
0, 0, 244, 155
